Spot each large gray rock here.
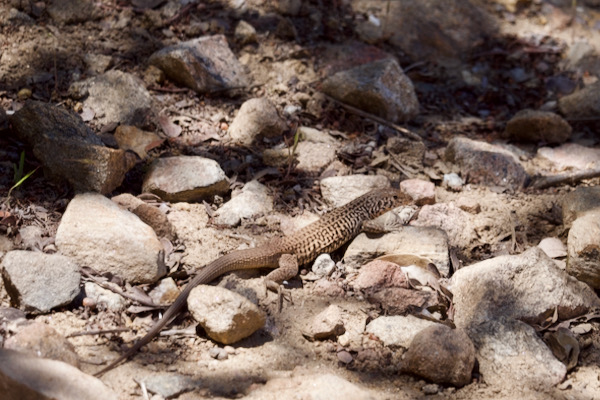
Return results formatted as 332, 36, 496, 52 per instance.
365, 315, 440, 348
55, 193, 166, 284
321, 58, 419, 123
450, 247, 600, 329
69, 70, 153, 126
142, 156, 229, 203
1, 251, 80, 314
149, 35, 247, 93
0, 349, 118, 400
9, 101, 135, 194
320, 175, 390, 207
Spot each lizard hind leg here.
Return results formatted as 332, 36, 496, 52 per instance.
265, 253, 299, 311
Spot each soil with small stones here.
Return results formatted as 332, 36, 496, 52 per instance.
1, 1, 600, 400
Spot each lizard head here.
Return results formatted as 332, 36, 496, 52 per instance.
360, 188, 411, 218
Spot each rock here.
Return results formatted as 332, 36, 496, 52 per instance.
311, 254, 335, 278
321, 58, 419, 123
228, 98, 286, 145
4, 321, 79, 367
303, 304, 345, 340
537, 143, 600, 171
69, 70, 153, 126
320, 175, 391, 207
399, 179, 435, 206
344, 227, 450, 277
445, 137, 529, 190
352, 0, 495, 66
84, 53, 112, 75
83, 282, 127, 312
148, 277, 180, 305
312, 279, 345, 297
149, 35, 247, 93
567, 210, 600, 288
442, 173, 464, 191
234, 20, 257, 45
503, 109, 572, 144
469, 318, 566, 389
55, 193, 166, 284
562, 186, 600, 228
114, 125, 163, 159
352, 260, 409, 291
143, 373, 201, 398
558, 80, 600, 120
1, 251, 80, 313
275, 17, 297, 40
142, 156, 229, 203
111, 193, 176, 241
368, 287, 436, 315
278, 0, 302, 15
9, 101, 135, 194
402, 324, 475, 387
47, 0, 94, 25
263, 126, 339, 172
214, 180, 273, 227
18, 225, 43, 250
538, 237, 567, 259
365, 315, 440, 348
252, 373, 375, 400
0, 349, 118, 400
450, 247, 600, 329
187, 285, 266, 344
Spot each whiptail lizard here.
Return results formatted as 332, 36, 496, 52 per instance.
95, 188, 410, 376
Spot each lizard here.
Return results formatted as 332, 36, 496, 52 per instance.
94, 188, 411, 376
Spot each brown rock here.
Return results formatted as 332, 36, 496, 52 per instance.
445, 137, 529, 190
402, 324, 475, 387
353, 260, 409, 291
228, 98, 286, 145
562, 186, 600, 228
5, 321, 79, 368
367, 287, 435, 315
567, 210, 600, 288
558, 80, 600, 120
400, 179, 435, 206
504, 109, 572, 144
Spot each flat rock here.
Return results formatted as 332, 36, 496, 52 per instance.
503, 109, 572, 144
55, 193, 166, 284
558, 80, 600, 119
320, 175, 390, 207
9, 101, 135, 194
188, 284, 266, 344
4, 321, 79, 367
1, 251, 80, 313
303, 304, 345, 340
537, 237, 567, 259
344, 226, 450, 276
149, 35, 247, 93
367, 287, 436, 315
365, 315, 440, 348
537, 143, 600, 171
142, 156, 229, 203
114, 125, 163, 159
228, 97, 286, 145
402, 324, 475, 387
0, 349, 118, 400
321, 58, 419, 123
567, 210, 600, 288
214, 180, 273, 227
562, 186, 600, 228
445, 137, 529, 190
69, 70, 153, 126
450, 247, 600, 329
143, 373, 201, 398
352, 260, 409, 291
468, 318, 566, 389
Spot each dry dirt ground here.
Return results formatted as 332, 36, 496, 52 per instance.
1, 1, 600, 399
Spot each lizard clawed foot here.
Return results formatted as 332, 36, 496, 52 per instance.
265, 279, 293, 312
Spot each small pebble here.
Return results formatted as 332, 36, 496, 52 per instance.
224, 345, 236, 355
208, 347, 228, 360
422, 383, 440, 395
337, 350, 353, 364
